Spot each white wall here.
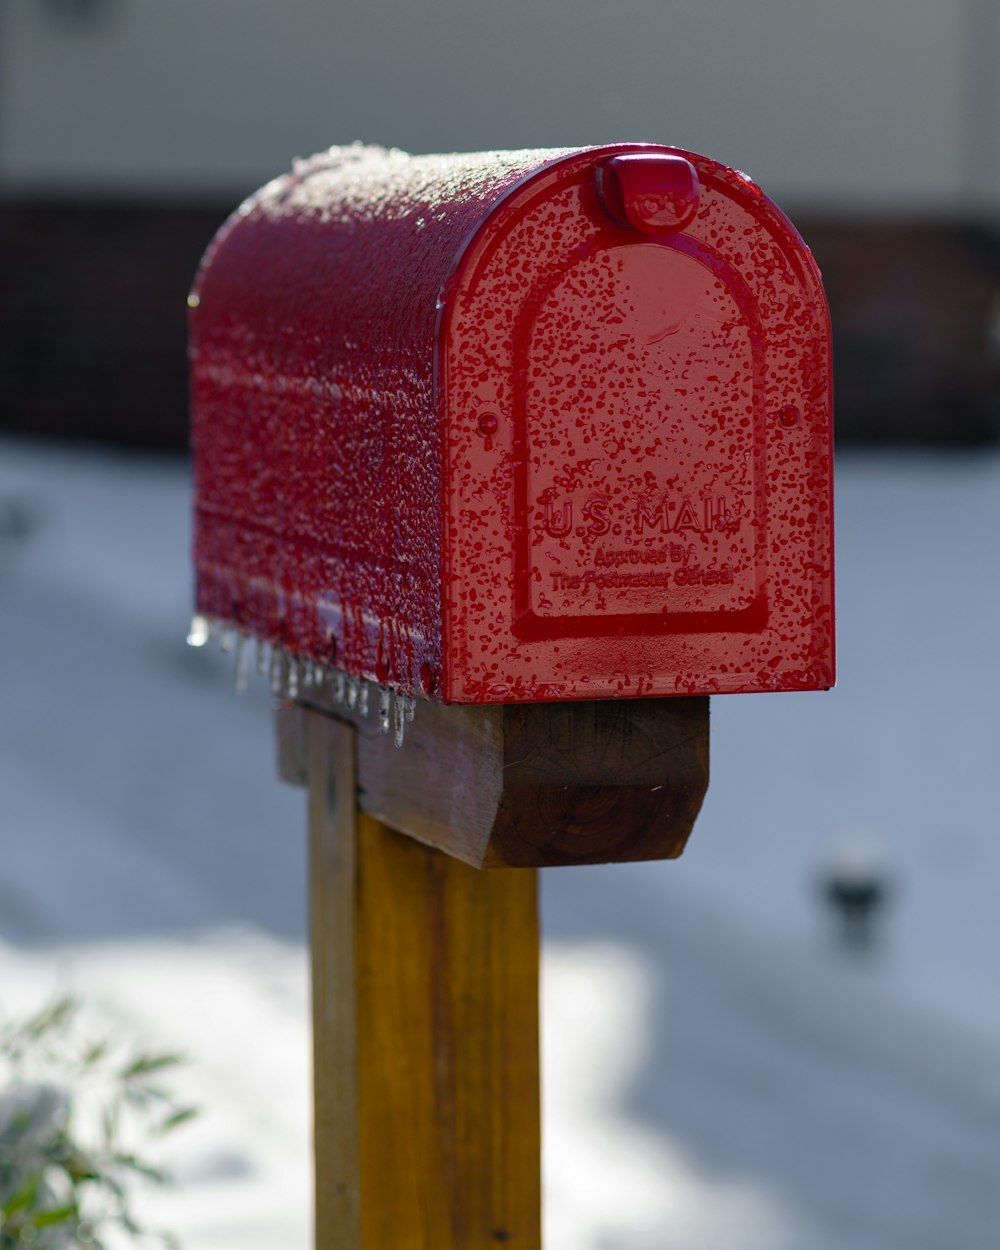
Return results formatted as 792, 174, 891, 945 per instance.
0, 0, 992, 214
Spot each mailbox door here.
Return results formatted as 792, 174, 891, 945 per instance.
441, 144, 833, 703
515, 235, 765, 639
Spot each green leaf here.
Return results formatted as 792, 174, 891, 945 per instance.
33, 1203, 78, 1228
97, 1173, 126, 1202
7, 1109, 33, 1138
123, 1083, 171, 1108
23, 997, 75, 1040
111, 1153, 167, 1185
119, 1211, 142, 1236
1, 1173, 38, 1216
82, 1042, 109, 1068
65, 1152, 100, 1183
119, 1054, 182, 1081
154, 1107, 198, 1137
101, 1100, 119, 1148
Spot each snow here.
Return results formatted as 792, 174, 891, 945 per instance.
1, 436, 999, 1247
686, 449, 1000, 1042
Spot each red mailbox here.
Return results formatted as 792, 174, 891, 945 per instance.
190, 143, 833, 708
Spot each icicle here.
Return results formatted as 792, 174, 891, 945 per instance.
393, 694, 407, 748
256, 636, 269, 677
286, 656, 300, 700
379, 687, 391, 734
358, 682, 370, 717
234, 634, 250, 695
219, 627, 236, 654
186, 614, 210, 648
269, 647, 285, 696
333, 670, 346, 705
405, 695, 416, 723
302, 657, 315, 689
346, 676, 359, 710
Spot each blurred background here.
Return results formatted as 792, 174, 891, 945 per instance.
1, 1, 999, 1247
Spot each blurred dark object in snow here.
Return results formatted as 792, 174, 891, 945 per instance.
0, 496, 38, 548
2, 201, 1000, 449
41, 0, 121, 31
819, 840, 893, 953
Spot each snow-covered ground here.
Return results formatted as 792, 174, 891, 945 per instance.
1, 436, 999, 1248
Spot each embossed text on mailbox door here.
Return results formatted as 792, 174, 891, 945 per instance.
519, 241, 765, 636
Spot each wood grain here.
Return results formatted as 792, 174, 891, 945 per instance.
308, 711, 541, 1250
488, 697, 709, 867
344, 696, 709, 867
309, 709, 361, 1247
355, 700, 504, 867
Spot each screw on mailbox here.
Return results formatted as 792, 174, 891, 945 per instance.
190, 143, 834, 1249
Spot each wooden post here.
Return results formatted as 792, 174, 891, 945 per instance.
308, 710, 542, 1250
278, 693, 709, 1249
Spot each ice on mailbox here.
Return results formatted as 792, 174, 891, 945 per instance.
190, 143, 833, 705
